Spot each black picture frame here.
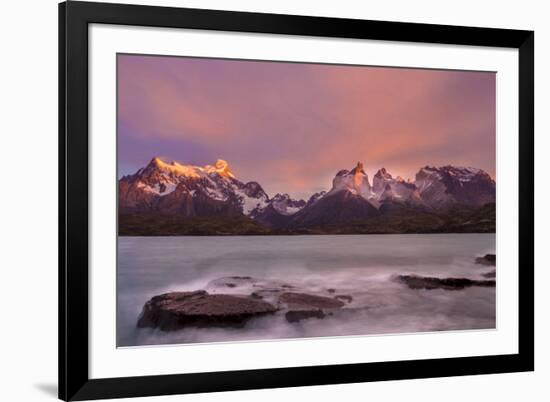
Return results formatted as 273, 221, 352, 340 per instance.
59, 1, 534, 400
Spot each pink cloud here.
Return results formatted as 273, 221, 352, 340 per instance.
118, 55, 495, 199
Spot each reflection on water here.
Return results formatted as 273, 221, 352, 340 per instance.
117, 234, 496, 346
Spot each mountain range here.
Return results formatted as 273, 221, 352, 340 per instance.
119, 157, 496, 235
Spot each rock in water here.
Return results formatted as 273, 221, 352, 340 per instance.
475, 254, 496, 266
279, 292, 345, 323
279, 292, 346, 309
396, 275, 495, 291
334, 295, 353, 304
137, 290, 277, 331
286, 310, 327, 323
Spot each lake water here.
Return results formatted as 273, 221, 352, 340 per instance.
117, 234, 496, 347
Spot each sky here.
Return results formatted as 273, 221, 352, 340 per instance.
118, 54, 496, 200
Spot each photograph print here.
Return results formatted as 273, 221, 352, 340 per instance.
117, 54, 497, 347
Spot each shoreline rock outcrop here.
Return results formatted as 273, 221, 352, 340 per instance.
396, 274, 495, 291
475, 254, 496, 266
137, 278, 357, 330
278, 292, 346, 323
137, 290, 277, 331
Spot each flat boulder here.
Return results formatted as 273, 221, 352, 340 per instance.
279, 292, 346, 309
396, 275, 495, 291
137, 290, 278, 331
279, 292, 345, 323
475, 254, 496, 266
206, 276, 295, 301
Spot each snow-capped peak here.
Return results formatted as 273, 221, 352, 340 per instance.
146, 157, 203, 179
350, 161, 366, 175
272, 193, 292, 202
372, 167, 393, 195
371, 167, 419, 202
374, 167, 392, 180
269, 193, 306, 216
204, 159, 235, 179
413, 165, 495, 207
416, 165, 486, 184
121, 156, 271, 216
328, 161, 374, 199
145, 157, 236, 180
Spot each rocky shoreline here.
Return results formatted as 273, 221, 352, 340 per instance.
395, 275, 495, 290
137, 276, 353, 331
137, 255, 496, 332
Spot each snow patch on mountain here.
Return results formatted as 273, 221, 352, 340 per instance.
306, 191, 327, 207
372, 167, 421, 203
414, 165, 495, 207
234, 187, 268, 215
417, 166, 482, 185
270, 193, 306, 216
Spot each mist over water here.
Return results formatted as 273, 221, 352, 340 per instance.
117, 234, 496, 347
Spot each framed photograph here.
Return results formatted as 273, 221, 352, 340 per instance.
59, 1, 534, 400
